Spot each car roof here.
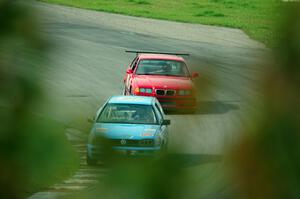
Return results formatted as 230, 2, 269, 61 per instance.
108, 95, 154, 105
138, 53, 185, 62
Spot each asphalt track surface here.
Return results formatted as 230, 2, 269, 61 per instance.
30, 2, 267, 156
24, 2, 269, 198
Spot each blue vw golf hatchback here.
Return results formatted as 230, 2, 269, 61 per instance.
87, 95, 170, 165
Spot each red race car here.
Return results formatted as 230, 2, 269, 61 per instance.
123, 50, 199, 112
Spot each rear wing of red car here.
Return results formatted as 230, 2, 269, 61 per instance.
125, 50, 190, 56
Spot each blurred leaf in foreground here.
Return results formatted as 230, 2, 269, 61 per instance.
0, 1, 78, 198
231, 3, 300, 199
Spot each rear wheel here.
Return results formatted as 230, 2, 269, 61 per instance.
123, 86, 131, 95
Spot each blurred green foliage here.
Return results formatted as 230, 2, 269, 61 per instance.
1, 0, 299, 199
231, 3, 300, 199
63, 154, 224, 199
0, 1, 79, 198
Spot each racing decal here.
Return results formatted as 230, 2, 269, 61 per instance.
142, 128, 156, 136
142, 132, 154, 136
96, 128, 107, 133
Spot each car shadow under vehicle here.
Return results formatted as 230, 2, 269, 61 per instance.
91, 153, 222, 169
165, 100, 239, 115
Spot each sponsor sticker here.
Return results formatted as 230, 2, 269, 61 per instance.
142, 129, 156, 136
96, 128, 107, 133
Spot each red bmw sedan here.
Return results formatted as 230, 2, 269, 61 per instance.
123, 50, 199, 112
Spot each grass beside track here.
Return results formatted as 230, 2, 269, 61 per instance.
38, 0, 281, 47
20, 115, 80, 198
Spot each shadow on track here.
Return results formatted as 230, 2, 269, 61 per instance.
166, 100, 239, 115
94, 153, 222, 169
166, 153, 222, 168
196, 100, 239, 115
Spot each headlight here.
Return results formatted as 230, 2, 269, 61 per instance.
139, 88, 152, 93
178, 90, 191, 96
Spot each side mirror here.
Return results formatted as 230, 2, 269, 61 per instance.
192, 72, 199, 78
126, 68, 133, 74
87, 117, 94, 123
162, 119, 171, 125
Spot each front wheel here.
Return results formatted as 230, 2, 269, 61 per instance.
123, 86, 127, 95
123, 86, 131, 95
161, 142, 168, 153
86, 153, 97, 166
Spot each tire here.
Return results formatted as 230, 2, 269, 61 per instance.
123, 86, 131, 95
161, 142, 168, 153
129, 86, 133, 95
123, 86, 127, 95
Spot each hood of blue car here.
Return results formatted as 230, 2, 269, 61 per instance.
92, 123, 159, 139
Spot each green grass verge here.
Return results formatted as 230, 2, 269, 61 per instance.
38, 0, 282, 47
60, 159, 226, 199
18, 115, 80, 198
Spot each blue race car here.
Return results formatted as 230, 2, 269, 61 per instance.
87, 95, 170, 165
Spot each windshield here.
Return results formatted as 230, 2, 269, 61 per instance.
97, 104, 157, 124
136, 59, 189, 77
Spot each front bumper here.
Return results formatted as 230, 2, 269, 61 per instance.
87, 144, 161, 160
133, 92, 197, 110
157, 97, 197, 110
